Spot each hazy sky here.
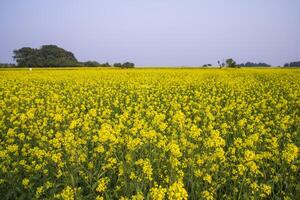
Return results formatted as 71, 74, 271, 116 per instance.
0, 0, 299, 66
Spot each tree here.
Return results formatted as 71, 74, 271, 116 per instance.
100, 62, 111, 67
284, 61, 300, 67
13, 45, 79, 67
0, 63, 16, 68
13, 47, 41, 67
83, 61, 100, 67
122, 62, 135, 68
113, 63, 122, 68
226, 58, 237, 68
39, 45, 78, 67
82, 61, 112, 67
239, 62, 271, 67
113, 62, 135, 68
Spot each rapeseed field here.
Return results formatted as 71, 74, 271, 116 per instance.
0, 68, 299, 199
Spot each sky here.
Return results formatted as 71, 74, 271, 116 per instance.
0, 0, 299, 66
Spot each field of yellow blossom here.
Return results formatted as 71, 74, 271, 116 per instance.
0, 68, 299, 199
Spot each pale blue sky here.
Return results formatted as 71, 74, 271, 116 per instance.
0, 0, 299, 66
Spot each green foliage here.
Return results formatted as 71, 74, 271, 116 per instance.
113, 62, 135, 68
239, 62, 271, 67
284, 61, 300, 67
113, 63, 122, 68
81, 61, 111, 67
225, 58, 237, 68
82, 61, 100, 67
99, 62, 111, 67
121, 62, 135, 68
0, 63, 16, 68
13, 45, 79, 67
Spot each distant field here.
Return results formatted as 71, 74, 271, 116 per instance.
0, 69, 299, 199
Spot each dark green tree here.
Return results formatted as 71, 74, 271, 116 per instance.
226, 58, 237, 68
13, 45, 79, 67
239, 62, 271, 67
83, 61, 100, 67
0, 63, 16, 68
113, 63, 122, 68
284, 61, 300, 67
13, 47, 42, 67
113, 62, 135, 68
39, 45, 78, 67
100, 62, 111, 67
121, 62, 135, 68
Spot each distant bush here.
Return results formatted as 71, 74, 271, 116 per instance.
284, 61, 300, 67
226, 58, 238, 68
122, 62, 135, 68
113, 63, 122, 68
114, 62, 135, 68
82, 61, 100, 67
239, 62, 271, 67
82, 61, 111, 67
99, 62, 111, 67
0, 63, 16, 68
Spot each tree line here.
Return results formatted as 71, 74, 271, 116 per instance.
239, 62, 270, 67
214, 59, 271, 68
1, 45, 299, 68
0, 63, 16, 68
207, 59, 299, 68
10, 45, 135, 68
284, 61, 300, 67
81, 61, 134, 68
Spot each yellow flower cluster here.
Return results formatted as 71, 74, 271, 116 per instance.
96, 177, 109, 193
168, 181, 188, 200
0, 68, 299, 199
